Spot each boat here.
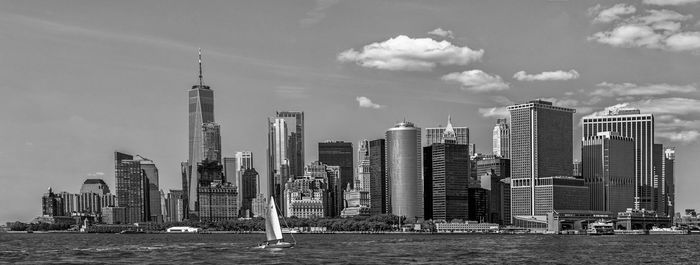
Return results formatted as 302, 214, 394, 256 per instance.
648, 226, 689, 235
587, 220, 615, 235
258, 196, 296, 249
166, 226, 202, 233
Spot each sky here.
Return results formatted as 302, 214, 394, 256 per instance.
1, 0, 699, 223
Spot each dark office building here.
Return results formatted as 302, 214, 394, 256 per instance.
653, 143, 664, 214
41, 188, 65, 217
240, 168, 258, 217
319, 141, 354, 190
476, 158, 511, 224
369, 139, 388, 215
507, 100, 575, 222
115, 152, 150, 223
424, 142, 470, 221
468, 188, 490, 222
582, 132, 635, 214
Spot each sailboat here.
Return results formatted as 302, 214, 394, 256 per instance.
259, 196, 296, 249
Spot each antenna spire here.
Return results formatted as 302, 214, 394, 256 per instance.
198, 48, 204, 87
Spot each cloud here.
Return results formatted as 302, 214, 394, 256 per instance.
300, 0, 340, 26
428, 28, 455, 39
588, 8, 700, 52
478, 107, 509, 118
592, 4, 637, 23
643, 0, 700, 6
591, 82, 697, 97
589, 98, 700, 143
356, 96, 384, 109
337, 35, 484, 71
513, 69, 580, 81
665, 32, 700, 51
441, 70, 510, 92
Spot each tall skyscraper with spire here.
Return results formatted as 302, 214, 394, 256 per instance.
423, 116, 469, 221
425, 116, 469, 146
492, 118, 510, 158
183, 49, 215, 217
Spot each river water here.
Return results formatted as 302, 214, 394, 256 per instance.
0, 233, 698, 264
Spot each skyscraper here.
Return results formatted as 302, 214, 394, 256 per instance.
507, 100, 575, 224
492, 118, 510, 158
267, 117, 288, 205
357, 140, 371, 192
115, 151, 150, 223
476, 157, 510, 224
240, 168, 259, 217
202, 122, 222, 163
424, 116, 469, 221
582, 131, 635, 213
223, 157, 236, 186
185, 49, 215, 217
425, 116, 469, 146
386, 121, 423, 220
166, 190, 184, 222
235, 151, 254, 185
276, 111, 305, 177
319, 141, 354, 190
582, 108, 654, 211
42, 188, 64, 217
664, 148, 675, 216
369, 139, 387, 215
136, 155, 162, 222
80, 179, 111, 195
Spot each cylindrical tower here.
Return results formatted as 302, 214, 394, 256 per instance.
386, 121, 423, 220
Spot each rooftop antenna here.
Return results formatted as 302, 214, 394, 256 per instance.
198, 48, 204, 87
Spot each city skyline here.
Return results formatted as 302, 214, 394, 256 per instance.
2, 1, 700, 223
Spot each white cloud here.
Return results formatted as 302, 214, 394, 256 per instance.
665, 32, 700, 51
513, 69, 580, 81
338, 35, 484, 71
478, 107, 509, 118
428, 28, 455, 39
589, 8, 700, 52
591, 82, 697, 97
643, 0, 700, 6
441, 70, 510, 92
593, 4, 637, 23
356, 96, 384, 109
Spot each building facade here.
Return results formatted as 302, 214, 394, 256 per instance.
582, 108, 655, 211
386, 121, 423, 220
492, 118, 510, 158
369, 139, 387, 215
319, 141, 354, 191
424, 142, 470, 221
582, 131, 635, 214
42, 188, 65, 217
115, 152, 150, 223
507, 100, 575, 224
476, 158, 511, 224
197, 183, 238, 221
184, 50, 215, 217
240, 168, 259, 218
425, 116, 469, 146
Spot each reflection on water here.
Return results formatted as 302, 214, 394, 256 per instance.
1, 233, 699, 264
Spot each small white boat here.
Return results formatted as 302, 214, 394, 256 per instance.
587, 220, 614, 235
649, 226, 689, 235
258, 197, 296, 249
166, 226, 201, 233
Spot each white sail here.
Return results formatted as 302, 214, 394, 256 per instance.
265, 196, 283, 241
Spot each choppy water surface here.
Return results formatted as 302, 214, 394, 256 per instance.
1, 233, 698, 264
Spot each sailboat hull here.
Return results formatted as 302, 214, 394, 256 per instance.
260, 241, 295, 249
